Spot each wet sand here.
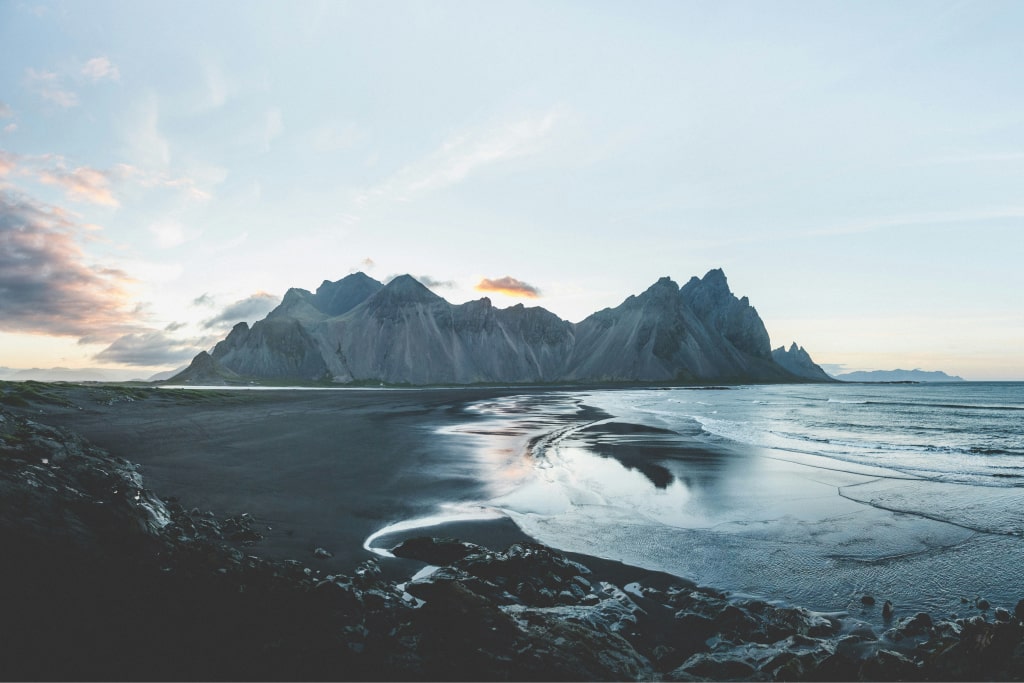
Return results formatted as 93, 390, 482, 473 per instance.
27, 386, 538, 576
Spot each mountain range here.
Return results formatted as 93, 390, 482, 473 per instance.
170, 269, 831, 386
832, 369, 964, 382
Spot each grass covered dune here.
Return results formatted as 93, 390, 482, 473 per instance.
2, 381, 1023, 681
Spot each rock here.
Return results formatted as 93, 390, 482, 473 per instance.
1016, 599, 1024, 622
859, 649, 920, 681
860, 594, 876, 606
670, 652, 757, 681
978, 598, 991, 610
313, 547, 332, 559
995, 608, 1011, 622
391, 536, 485, 565
882, 600, 894, 620
898, 612, 933, 636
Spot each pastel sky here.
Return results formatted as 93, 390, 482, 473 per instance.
1, 1, 1022, 380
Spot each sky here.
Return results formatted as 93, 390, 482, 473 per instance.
1, 0, 1022, 381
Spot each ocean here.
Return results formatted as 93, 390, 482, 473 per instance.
430, 382, 1023, 623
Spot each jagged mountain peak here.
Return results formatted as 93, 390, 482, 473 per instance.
772, 343, 831, 381
681, 268, 732, 300
312, 272, 384, 317
171, 268, 831, 385
385, 274, 441, 297
358, 275, 446, 314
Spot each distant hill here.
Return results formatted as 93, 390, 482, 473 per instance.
0, 367, 146, 382
833, 369, 964, 382
171, 270, 831, 386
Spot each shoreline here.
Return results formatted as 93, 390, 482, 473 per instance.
3, 380, 1023, 680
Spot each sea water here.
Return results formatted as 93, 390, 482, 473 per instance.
435, 383, 1023, 622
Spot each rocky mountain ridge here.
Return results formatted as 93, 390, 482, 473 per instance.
772, 343, 833, 381
172, 270, 827, 386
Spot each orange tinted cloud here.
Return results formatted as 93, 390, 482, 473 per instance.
0, 189, 137, 339
475, 276, 541, 298
38, 166, 118, 206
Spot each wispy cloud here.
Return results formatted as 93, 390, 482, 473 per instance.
356, 107, 568, 205
113, 163, 211, 201
24, 67, 78, 108
37, 165, 119, 206
202, 291, 281, 329
475, 276, 542, 299
0, 150, 16, 176
912, 151, 1024, 166
0, 102, 12, 118
81, 56, 120, 83
810, 207, 1024, 238
95, 330, 204, 366
127, 93, 171, 167
149, 218, 187, 248
412, 110, 565, 193
308, 121, 360, 152
417, 275, 456, 290
240, 107, 284, 153
0, 189, 138, 339
8, 154, 209, 205
349, 257, 375, 274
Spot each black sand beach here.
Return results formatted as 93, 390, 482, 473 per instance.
3, 381, 1024, 681
24, 385, 534, 572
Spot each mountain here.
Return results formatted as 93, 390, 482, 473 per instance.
0, 367, 145, 382
833, 369, 964, 382
772, 343, 832, 381
170, 270, 828, 386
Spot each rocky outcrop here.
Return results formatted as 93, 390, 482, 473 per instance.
772, 342, 833, 381
568, 272, 790, 383
171, 270, 827, 386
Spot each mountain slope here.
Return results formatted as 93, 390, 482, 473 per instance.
772, 343, 832, 381
170, 270, 824, 386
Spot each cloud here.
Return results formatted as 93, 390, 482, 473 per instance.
0, 189, 138, 339
348, 257, 375, 274
112, 163, 210, 201
81, 56, 120, 82
192, 292, 214, 307
0, 151, 16, 176
202, 291, 281, 329
95, 330, 204, 366
127, 94, 170, 167
0, 102, 12, 118
355, 107, 568, 206
475, 276, 541, 298
25, 67, 78, 107
264, 108, 283, 149
308, 122, 360, 152
149, 218, 187, 248
417, 275, 456, 290
3, 123, 17, 134
411, 109, 565, 193
37, 165, 119, 206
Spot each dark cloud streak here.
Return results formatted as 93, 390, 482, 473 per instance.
202, 291, 280, 329
94, 331, 206, 366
